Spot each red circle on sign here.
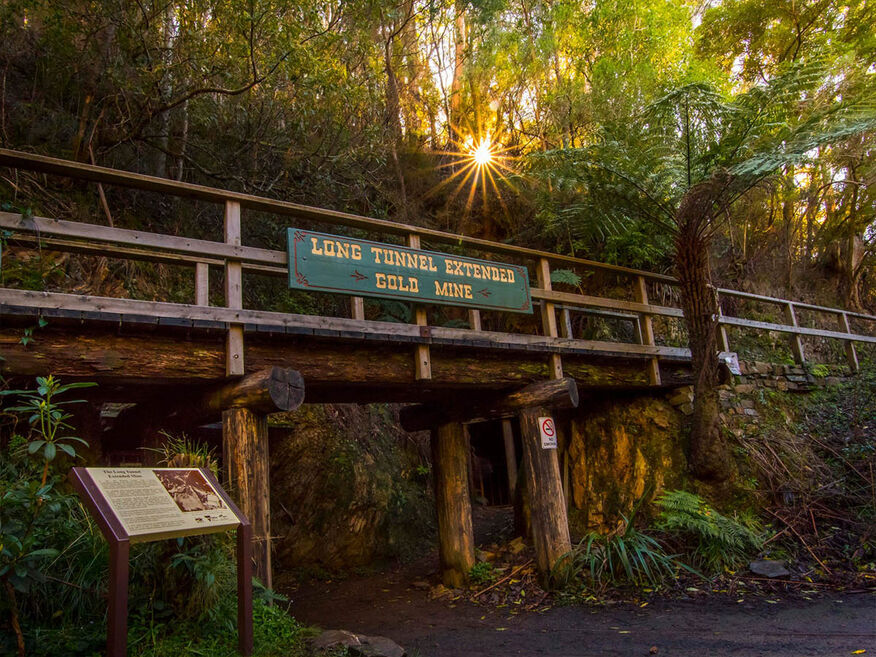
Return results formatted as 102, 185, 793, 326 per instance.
541, 418, 555, 437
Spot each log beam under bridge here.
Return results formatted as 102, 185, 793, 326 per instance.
399, 377, 579, 432
0, 324, 692, 405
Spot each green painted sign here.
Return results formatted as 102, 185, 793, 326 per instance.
287, 228, 532, 313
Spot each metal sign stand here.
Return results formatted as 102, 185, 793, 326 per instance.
69, 467, 253, 656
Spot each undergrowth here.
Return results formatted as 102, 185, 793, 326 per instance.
655, 490, 763, 574
0, 386, 317, 657
552, 500, 697, 593
733, 361, 876, 574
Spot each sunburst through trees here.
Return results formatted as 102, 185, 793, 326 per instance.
430, 132, 518, 216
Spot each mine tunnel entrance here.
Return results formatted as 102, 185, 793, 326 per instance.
466, 419, 521, 507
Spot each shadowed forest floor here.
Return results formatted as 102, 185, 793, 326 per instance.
281, 507, 876, 657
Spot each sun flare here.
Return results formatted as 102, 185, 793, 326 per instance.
427, 130, 518, 217
472, 140, 494, 166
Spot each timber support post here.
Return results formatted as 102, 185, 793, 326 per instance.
223, 407, 272, 589
502, 418, 517, 498
518, 406, 571, 584
431, 421, 475, 587
216, 367, 304, 592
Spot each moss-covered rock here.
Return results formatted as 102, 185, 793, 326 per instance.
269, 404, 434, 570
566, 394, 687, 536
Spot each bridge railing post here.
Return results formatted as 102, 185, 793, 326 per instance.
838, 311, 859, 372
350, 296, 365, 320
536, 258, 563, 380
195, 262, 209, 306
633, 275, 661, 386
784, 302, 806, 364
224, 200, 244, 376
406, 233, 432, 380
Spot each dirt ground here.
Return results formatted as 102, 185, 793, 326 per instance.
282, 508, 876, 657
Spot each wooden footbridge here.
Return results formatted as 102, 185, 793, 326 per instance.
1, 149, 874, 587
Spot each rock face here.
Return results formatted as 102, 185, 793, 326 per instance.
270, 404, 434, 569
566, 394, 687, 534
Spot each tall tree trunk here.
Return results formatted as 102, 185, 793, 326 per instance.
674, 192, 733, 483
154, 2, 175, 178
384, 34, 408, 220
449, 2, 466, 142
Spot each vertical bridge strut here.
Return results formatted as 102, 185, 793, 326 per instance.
401, 378, 578, 584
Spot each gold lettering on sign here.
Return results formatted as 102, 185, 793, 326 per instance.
444, 258, 515, 284
434, 280, 473, 299
311, 237, 362, 261
376, 272, 419, 293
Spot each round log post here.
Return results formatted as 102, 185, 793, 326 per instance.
518, 406, 571, 584
431, 421, 475, 588
222, 407, 272, 590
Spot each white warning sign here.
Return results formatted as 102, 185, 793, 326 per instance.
538, 417, 557, 449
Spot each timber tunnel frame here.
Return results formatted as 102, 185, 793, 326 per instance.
0, 148, 874, 587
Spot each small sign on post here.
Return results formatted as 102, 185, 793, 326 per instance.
538, 417, 557, 449
718, 351, 741, 375
69, 467, 253, 657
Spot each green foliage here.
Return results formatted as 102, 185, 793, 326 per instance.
553, 515, 694, 591
468, 561, 496, 586
550, 268, 582, 288
654, 490, 763, 574
0, 376, 96, 470
147, 431, 219, 474
0, 376, 96, 596
22, 599, 308, 657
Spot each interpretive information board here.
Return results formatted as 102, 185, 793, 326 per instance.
70, 466, 253, 657
288, 227, 533, 313
86, 468, 240, 542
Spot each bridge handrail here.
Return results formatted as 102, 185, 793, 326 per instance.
4, 211, 874, 327
0, 148, 676, 282
0, 149, 872, 376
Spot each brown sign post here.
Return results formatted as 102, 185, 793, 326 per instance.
69, 467, 253, 656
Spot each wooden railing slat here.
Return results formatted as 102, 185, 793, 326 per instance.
0, 289, 695, 359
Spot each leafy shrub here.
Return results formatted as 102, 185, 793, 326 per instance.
550, 268, 582, 288
1, 384, 298, 657
654, 490, 763, 573
552, 514, 694, 590
1, 376, 97, 654
147, 430, 219, 473
469, 561, 496, 586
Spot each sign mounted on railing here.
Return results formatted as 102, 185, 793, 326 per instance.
287, 228, 532, 313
